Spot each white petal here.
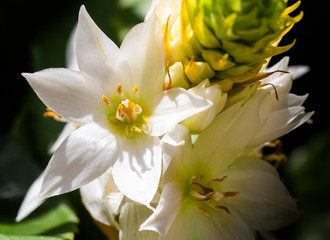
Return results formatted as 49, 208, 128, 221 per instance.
208, 210, 254, 240
266, 57, 289, 72
120, 12, 165, 99
16, 172, 46, 222
145, 0, 182, 27
119, 202, 158, 240
221, 157, 300, 230
140, 182, 181, 235
49, 123, 78, 154
288, 65, 310, 80
193, 94, 261, 173
182, 79, 227, 132
160, 124, 189, 175
65, 25, 79, 71
23, 68, 98, 125
147, 88, 212, 137
80, 174, 114, 226
249, 107, 313, 147
112, 134, 162, 206
76, 6, 125, 94
103, 172, 124, 216
40, 123, 120, 198
151, 191, 253, 240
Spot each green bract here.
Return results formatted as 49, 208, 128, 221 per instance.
175, 0, 302, 86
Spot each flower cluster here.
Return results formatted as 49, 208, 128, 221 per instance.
17, 1, 312, 239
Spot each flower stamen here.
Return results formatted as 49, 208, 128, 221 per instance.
102, 95, 111, 105
192, 174, 204, 182
214, 205, 230, 214
132, 85, 138, 94
210, 176, 228, 182
44, 108, 62, 121
130, 126, 142, 134
117, 83, 126, 100
196, 206, 210, 216
223, 191, 240, 198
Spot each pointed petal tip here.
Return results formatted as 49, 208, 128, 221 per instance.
21, 72, 34, 81
78, 5, 91, 24
79, 5, 87, 15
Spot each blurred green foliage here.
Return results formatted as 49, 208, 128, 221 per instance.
284, 128, 330, 240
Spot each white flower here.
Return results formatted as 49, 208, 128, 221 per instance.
141, 72, 312, 238
22, 5, 212, 206
249, 57, 313, 147
141, 122, 300, 240
80, 170, 158, 240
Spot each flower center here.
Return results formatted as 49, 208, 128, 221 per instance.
189, 174, 239, 216
116, 99, 142, 123
102, 83, 143, 135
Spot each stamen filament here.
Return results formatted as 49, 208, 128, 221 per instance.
258, 82, 279, 101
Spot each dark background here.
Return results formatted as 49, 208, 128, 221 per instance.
1, 0, 329, 239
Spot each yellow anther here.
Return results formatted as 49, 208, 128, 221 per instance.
130, 126, 142, 134
116, 83, 122, 94
44, 108, 61, 121
132, 85, 138, 94
116, 83, 127, 100
102, 95, 110, 105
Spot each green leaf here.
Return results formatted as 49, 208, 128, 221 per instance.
0, 202, 78, 236
118, 0, 152, 18
0, 232, 74, 240
0, 231, 75, 240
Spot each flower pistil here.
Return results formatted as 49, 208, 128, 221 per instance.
189, 174, 239, 216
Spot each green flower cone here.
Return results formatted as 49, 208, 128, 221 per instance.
166, 0, 302, 88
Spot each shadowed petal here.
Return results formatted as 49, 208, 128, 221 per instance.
112, 134, 162, 206
221, 157, 301, 230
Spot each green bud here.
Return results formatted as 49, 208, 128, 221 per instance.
165, 62, 190, 89
185, 60, 215, 85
